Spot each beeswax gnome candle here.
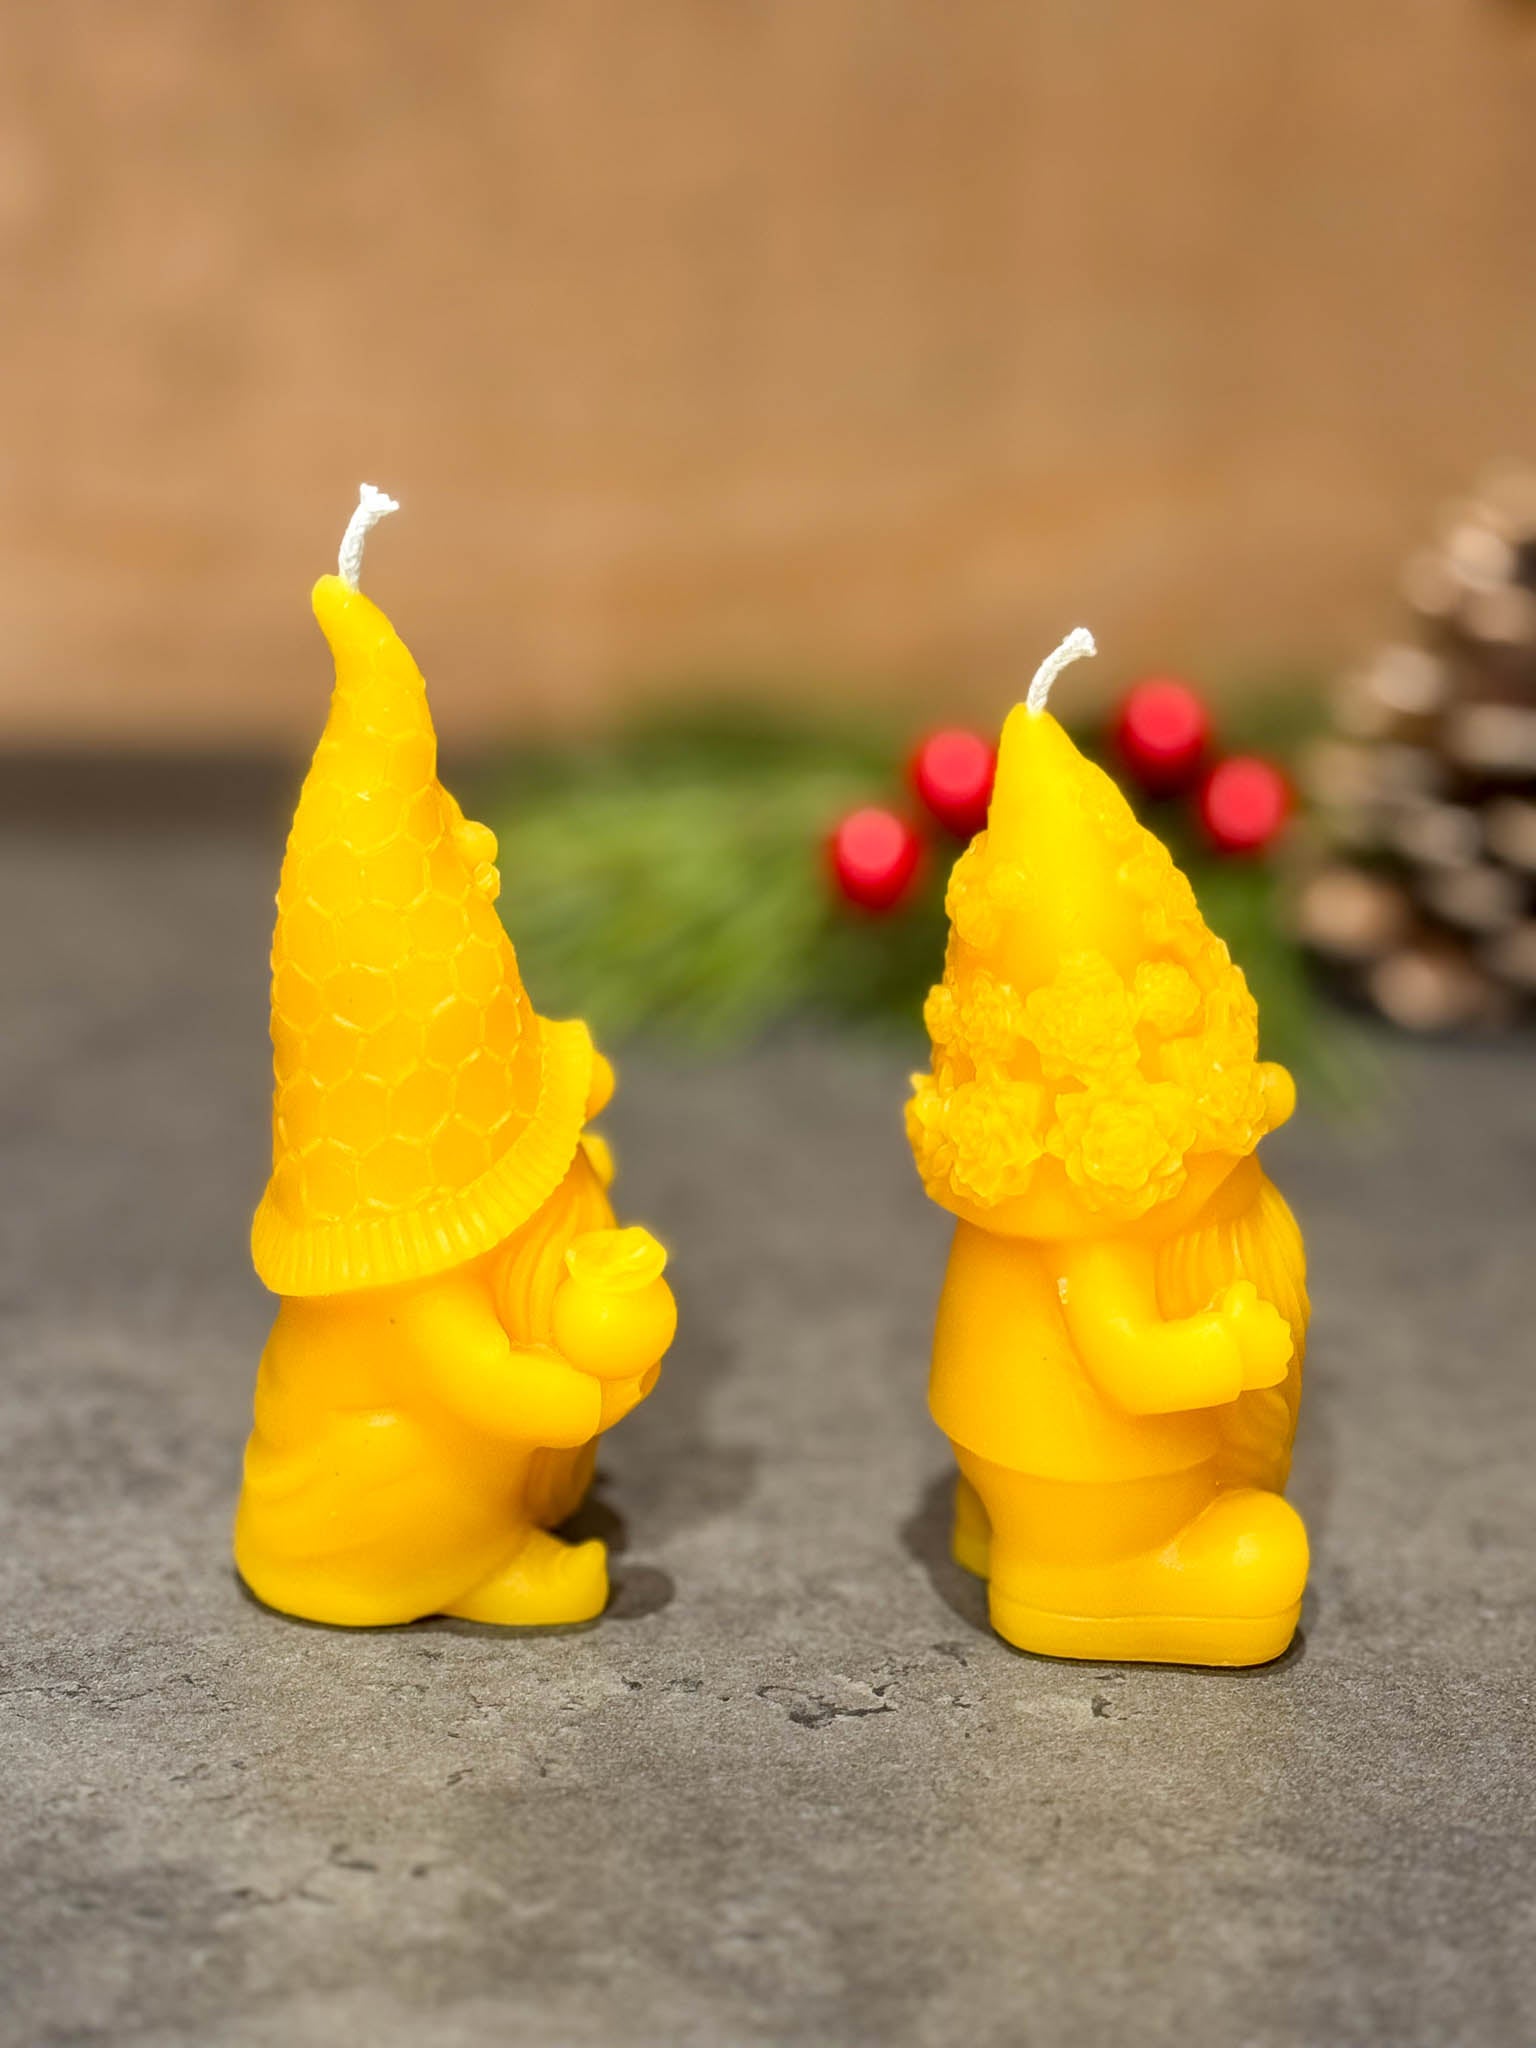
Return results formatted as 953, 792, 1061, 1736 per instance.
235, 487, 676, 1628
906, 630, 1309, 1667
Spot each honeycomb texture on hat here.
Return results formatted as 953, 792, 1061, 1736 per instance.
251, 574, 593, 1297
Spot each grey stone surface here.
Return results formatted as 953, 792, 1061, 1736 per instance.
0, 824, 1533, 2048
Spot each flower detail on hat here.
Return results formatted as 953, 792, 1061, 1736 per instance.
906, 1072, 1045, 1210
1023, 953, 1138, 1082
1048, 1076, 1197, 1212
1131, 960, 1202, 1036
909, 819, 1281, 1222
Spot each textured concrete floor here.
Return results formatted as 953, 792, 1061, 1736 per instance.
0, 824, 1533, 2048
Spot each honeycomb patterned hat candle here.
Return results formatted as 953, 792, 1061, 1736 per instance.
251, 487, 595, 1297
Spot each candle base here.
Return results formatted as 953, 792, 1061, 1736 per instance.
985, 1594, 1302, 1670
950, 1456, 1309, 1669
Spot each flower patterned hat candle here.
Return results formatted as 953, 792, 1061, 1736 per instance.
907, 631, 1310, 1667
236, 488, 675, 1628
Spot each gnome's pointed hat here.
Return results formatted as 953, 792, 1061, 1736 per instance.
251, 490, 594, 1296
908, 630, 1294, 1226
980, 631, 1153, 988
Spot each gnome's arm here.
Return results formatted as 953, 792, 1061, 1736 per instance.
1058, 1240, 1292, 1415
396, 1271, 601, 1448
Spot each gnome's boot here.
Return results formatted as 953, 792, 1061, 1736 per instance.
954, 1451, 1308, 1667
441, 1527, 609, 1626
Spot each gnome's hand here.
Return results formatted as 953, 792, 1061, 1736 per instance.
1059, 1239, 1288, 1415
552, 1229, 677, 1385
1218, 1282, 1293, 1391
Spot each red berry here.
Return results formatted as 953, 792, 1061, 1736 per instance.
1114, 677, 1212, 792
909, 728, 997, 840
1199, 755, 1291, 854
828, 806, 924, 913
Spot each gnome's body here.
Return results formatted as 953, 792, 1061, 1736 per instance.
236, 570, 673, 1628
908, 696, 1309, 1667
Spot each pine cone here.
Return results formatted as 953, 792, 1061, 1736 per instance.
1294, 467, 1536, 1030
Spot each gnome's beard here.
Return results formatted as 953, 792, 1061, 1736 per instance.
490, 1147, 614, 1349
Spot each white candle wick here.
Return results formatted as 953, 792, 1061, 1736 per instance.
337, 483, 400, 590
1026, 626, 1097, 716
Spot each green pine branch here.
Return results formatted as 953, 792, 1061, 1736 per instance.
479, 700, 1363, 1098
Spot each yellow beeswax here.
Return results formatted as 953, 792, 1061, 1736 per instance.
908, 633, 1309, 1666
235, 489, 674, 1628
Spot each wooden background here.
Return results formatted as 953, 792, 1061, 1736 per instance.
3, 0, 1536, 747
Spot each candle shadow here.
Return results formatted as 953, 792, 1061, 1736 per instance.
537, 1304, 757, 1621
556, 1470, 677, 1621
605, 1563, 676, 1621
583, 1303, 760, 1552
1287, 1348, 1337, 1560
900, 1467, 991, 1637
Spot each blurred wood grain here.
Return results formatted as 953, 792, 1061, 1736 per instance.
2, 0, 1535, 746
